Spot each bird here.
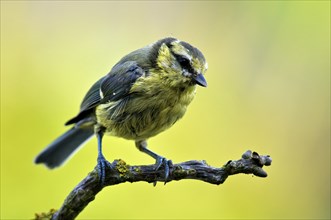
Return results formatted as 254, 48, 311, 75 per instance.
35, 37, 208, 184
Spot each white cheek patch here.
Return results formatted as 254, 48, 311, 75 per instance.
182, 69, 192, 77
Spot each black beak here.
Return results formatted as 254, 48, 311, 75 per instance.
194, 73, 207, 87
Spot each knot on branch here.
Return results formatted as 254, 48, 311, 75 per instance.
225, 150, 272, 178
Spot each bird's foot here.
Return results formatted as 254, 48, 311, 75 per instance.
154, 156, 173, 185
97, 155, 113, 186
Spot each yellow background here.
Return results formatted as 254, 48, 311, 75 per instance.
1, 1, 330, 219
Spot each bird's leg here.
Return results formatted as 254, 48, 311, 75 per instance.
96, 127, 112, 185
135, 140, 172, 183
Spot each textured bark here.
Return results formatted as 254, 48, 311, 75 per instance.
35, 150, 272, 220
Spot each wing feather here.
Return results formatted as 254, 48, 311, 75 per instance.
65, 61, 144, 125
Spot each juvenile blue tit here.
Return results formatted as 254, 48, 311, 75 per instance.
35, 37, 208, 183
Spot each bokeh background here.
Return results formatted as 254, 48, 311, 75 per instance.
1, 1, 330, 219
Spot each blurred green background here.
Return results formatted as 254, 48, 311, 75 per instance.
1, 1, 330, 219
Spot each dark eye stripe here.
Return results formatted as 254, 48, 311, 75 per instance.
172, 53, 195, 74
176, 56, 190, 69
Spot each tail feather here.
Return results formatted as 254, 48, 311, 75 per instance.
35, 127, 94, 168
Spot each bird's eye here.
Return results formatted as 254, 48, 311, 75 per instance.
176, 56, 191, 70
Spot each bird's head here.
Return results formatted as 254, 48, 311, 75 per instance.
150, 37, 208, 88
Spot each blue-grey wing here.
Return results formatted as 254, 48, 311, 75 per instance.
99, 61, 145, 102
65, 61, 145, 125
79, 76, 105, 113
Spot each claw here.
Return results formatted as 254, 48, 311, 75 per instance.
135, 140, 173, 185
97, 155, 113, 186
154, 156, 165, 171
164, 160, 173, 184
154, 156, 173, 184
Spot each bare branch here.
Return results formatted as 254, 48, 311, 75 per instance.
35, 150, 272, 220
